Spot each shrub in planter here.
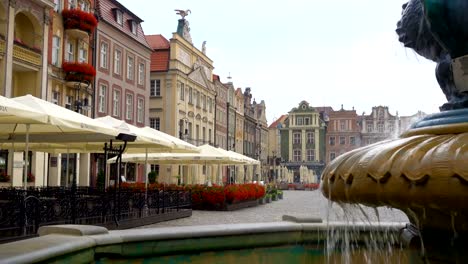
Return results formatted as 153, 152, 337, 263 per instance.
148, 171, 158, 184
265, 194, 272, 203
278, 190, 283, 199
96, 170, 105, 189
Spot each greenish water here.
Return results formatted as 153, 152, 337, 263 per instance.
96, 245, 421, 264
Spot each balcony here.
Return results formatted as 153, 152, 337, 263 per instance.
62, 62, 96, 88
62, 9, 98, 40
13, 40, 42, 67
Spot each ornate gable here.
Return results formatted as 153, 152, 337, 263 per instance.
188, 67, 214, 92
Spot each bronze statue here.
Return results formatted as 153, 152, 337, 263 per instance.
175, 9, 191, 20
396, 0, 468, 110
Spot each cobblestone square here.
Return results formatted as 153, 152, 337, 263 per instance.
140, 190, 409, 228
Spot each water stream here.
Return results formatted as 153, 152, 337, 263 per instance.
324, 200, 411, 264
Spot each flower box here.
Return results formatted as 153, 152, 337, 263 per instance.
62, 9, 98, 34
272, 194, 278, 201
62, 62, 96, 83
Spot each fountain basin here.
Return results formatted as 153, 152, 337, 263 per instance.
0, 222, 417, 263
321, 110, 468, 233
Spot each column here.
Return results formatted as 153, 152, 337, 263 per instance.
315, 129, 320, 161
79, 153, 90, 186
3, 0, 15, 97
48, 154, 62, 186
301, 129, 306, 161
41, 10, 50, 99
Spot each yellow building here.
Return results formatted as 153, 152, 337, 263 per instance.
146, 17, 215, 184
0, 0, 54, 187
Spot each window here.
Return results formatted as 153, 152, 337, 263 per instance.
131, 21, 137, 35
52, 36, 60, 66
98, 84, 107, 113
78, 48, 87, 63
196, 124, 200, 143
150, 164, 159, 176
340, 136, 346, 145
52, 91, 60, 105
367, 138, 372, 145
208, 129, 212, 143
330, 152, 336, 161
304, 117, 310, 125
350, 136, 356, 146
68, 0, 76, 9
178, 82, 185, 101
127, 56, 134, 80
150, 117, 160, 130
208, 97, 212, 113
202, 94, 206, 110
329, 136, 335, 146
378, 123, 384, 133
388, 124, 394, 132
138, 63, 144, 85
126, 94, 133, 120
293, 150, 301, 162
137, 98, 144, 123
150, 80, 161, 96
65, 95, 73, 110
296, 117, 303, 126
195, 91, 200, 107
112, 90, 120, 117
307, 149, 315, 161
100, 42, 108, 68
293, 132, 301, 144
115, 10, 123, 25
367, 123, 372, 132
65, 41, 74, 62
340, 120, 346, 131
188, 87, 193, 103
54, 0, 61, 12
307, 132, 314, 144
114, 49, 121, 75
202, 127, 206, 143
78, 0, 89, 11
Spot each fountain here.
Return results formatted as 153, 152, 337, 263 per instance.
322, 0, 468, 262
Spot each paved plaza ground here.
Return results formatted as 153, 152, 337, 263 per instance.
140, 190, 409, 228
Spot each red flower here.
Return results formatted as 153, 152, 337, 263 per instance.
62, 9, 98, 34
62, 62, 96, 82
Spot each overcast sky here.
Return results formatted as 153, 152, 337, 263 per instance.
119, 0, 445, 124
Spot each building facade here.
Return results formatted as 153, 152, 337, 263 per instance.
399, 111, 426, 134
93, 0, 151, 184
146, 17, 216, 184
0, 0, 62, 188
325, 105, 361, 163
359, 106, 399, 146
279, 101, 326, 182
267, 115, 287, 182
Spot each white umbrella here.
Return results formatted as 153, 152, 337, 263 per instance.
4, 95, 127, 189
107, 144, 245, 165
140, 127, 199, 153
0, 95, 51, 189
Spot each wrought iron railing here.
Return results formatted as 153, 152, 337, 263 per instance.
0, 187, 191, 243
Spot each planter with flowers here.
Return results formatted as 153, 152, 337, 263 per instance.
62, 62, 96, 89
62, 9, 98, 39
304, 183, 320, 191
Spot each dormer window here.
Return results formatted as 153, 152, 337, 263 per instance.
114, 9, 123, 25
130, 20, 137, 35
